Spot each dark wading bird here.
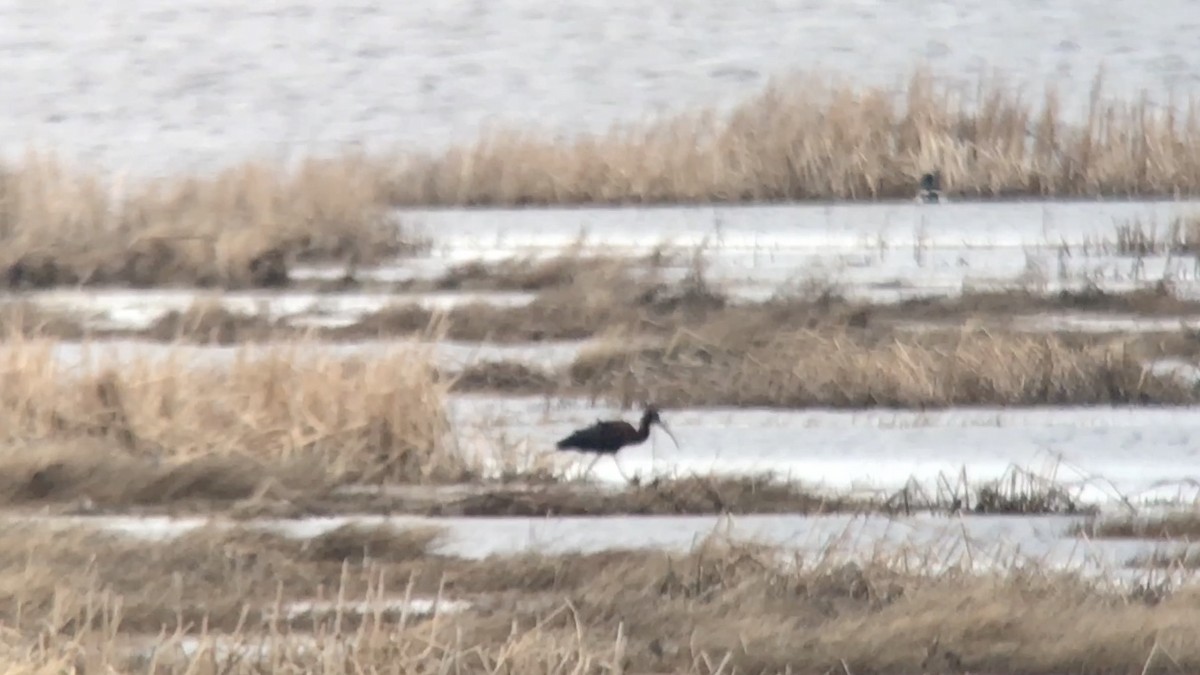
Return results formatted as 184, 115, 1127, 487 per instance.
916, 171, 945, 203
555, 406, 680, 479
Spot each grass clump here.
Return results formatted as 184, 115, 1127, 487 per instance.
1110, 215, 1200, 256
568, 326, 1196, 408
0, 152, 415, 289
1127, 549, 1200, 570
424, 247, 673, 293
346, 255, 724, 343
143, 300, 286, 344
1073, 511, 1200, 540
0, 335, 462, 499
882, 464, 1093, 516
449, 360, 561, 395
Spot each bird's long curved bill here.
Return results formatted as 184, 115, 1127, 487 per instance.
656, 421, 681, 449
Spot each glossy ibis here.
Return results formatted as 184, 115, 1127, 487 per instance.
556, 406, 680, 478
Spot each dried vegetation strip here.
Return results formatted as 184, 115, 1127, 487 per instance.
0, 336, 467, 502
330, 475, 873, 518
10, 246, 1200, 348
384, 69, 1200, 206
0, 448, 1094, 517
1074, 511, 1200, 540
376, 467, 1093, 518
568, 326, 1197, 408
5, 523, 1200, 674
0, 152, 419, 290
343, 254, 1200, 346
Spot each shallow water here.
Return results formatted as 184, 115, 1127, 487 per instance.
450, 395, 1200, 505
1014, 313, 1200, 333
3, 287, 536, 331
18, 510, 1194, 585
5, 0, 1200, 174
392, 200, 1200, 302
37, 337, 587, 372
406, 201, 1200, 253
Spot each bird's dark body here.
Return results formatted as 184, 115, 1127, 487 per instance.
555, 420, 645, 455
556, 407, 676, 455
555, 407, 679, 479
917, 171, 944, 203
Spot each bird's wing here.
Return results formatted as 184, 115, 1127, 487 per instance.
556, 421, 617, 448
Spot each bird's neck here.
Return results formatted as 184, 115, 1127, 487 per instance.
637, 418, 653, 441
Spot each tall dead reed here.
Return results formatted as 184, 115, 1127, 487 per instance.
0, 151, 411, 288
0, 336, 459, 485
386, 69, 1200, 205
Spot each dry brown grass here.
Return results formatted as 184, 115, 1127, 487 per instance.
342, 257, 725, 344
1074, 511, 1200, 540
900, 281, 1200, 320
568, 325, 1197, 408
2, 524, 1200, 674
9, 245, 1200, 349
1109, 215, 1200, 256
448, 360, 561, 395
882, 463, 1093, 516
420, 246, 676, 293
424, 474, 870, 517
0, 439, 295, 509
0, 302, 88, 340
143, 300, 289, 344
384, 69, 1200, 206
1127, 549, 1200, 570
0, 152, 416, 289
0, 523, 446, 634
0, 336, 462, 492
339, 257, 1200, 348
0, 447, 1094, 517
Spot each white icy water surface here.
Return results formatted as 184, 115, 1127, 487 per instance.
4, 0, 1200, 174
450, 395, 1200, 507
16, 510, 1197, 587
388, 200, 1200, 303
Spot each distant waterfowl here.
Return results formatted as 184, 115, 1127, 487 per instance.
916, 171, 945, 203
556, 406, 680, 478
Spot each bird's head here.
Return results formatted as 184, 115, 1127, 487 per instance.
641, 405, 679, 448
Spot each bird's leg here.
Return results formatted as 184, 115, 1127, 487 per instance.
613, 454, 635, 484
583, 455, 601, 480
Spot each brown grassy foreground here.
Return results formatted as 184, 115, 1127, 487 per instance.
0, 336, 462, 499
0, 523, 1196, 674
384, 69, 1200, 205
0, 152, 417, 289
